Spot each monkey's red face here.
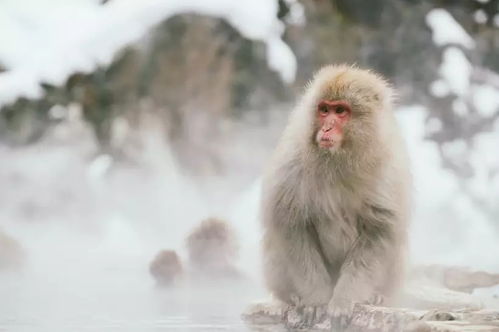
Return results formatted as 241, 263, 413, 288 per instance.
315, 100, 351, 150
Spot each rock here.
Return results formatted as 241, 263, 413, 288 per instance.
426, 321, 499, 332
242, 301, 425, 331
401, 284, 484, 311
422, 310, 457, 321
347, 305, 422, 331
241, 300, 284, 325
404, 321, 433, 332
458, 310, 499, 322
414, 265, 499, 294
242, 285, 499, 332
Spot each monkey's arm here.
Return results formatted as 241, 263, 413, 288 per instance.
262, 165, 338, 306
330, 204, 403, 312
263, 223, 336, 306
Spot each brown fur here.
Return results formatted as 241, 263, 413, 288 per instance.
261, 65, 411, 313
186, 218, 240, 278
149, 249, 183, 286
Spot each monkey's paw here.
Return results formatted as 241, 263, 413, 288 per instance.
286, 297, 328, 329
327, 297, 355, 331
368, 293, 385, 306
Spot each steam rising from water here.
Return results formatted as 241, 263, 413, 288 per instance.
0, 113, 268, 331
1, 105, 498, 330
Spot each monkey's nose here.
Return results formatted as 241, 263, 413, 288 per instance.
322, 126, 333, 132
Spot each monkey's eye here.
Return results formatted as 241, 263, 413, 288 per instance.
318, 102, 329, 115
335, 106, 346, 114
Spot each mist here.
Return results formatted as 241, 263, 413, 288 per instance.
1, 0, 499, 331
0, 110, 271, 331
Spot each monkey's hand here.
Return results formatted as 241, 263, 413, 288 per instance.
327, 295, 355, 330
368, 293, 385, 305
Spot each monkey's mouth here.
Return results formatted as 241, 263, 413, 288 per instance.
319, 138, 335, 148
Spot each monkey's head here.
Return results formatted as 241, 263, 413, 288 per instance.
186, 218, 238, 268
306, 65, 394, 155
149, 249, 183, 286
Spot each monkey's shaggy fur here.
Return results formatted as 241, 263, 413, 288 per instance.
261, 65, 411, 318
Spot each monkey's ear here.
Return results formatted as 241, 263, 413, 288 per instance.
362, 88, 383, 106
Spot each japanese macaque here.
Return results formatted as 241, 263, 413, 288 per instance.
0, 228, 25, 271
261, 65, 411, 326
186, 218, 240, 279
149, 249, 183, 286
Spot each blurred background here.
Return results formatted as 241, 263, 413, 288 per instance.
0, 0, 498, 331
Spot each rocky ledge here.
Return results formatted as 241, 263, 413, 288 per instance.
242, 267, 499, 332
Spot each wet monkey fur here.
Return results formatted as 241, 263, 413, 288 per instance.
149, 249, 183, 286
261, 65, 411, 325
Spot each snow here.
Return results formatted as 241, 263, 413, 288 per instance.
281, 0, 306, 26
396, 107, 459, 210
0, 0, 296, 107
472, 84, 499, 117
452, 98, 469, 116
87, 154, 113, 181
417, 9, 499, 268
432, 38, 499, 117
266, 37, 296, 84
439, 47, 472, 97
396, 107, 499, 271
473, 9, 488, 24
48, 105, 67, 120
429, 9, 499, 119
469, 129, 499, 208
426, 117, 443, 134
426, 9, 475, 49
430, 79, 450, 97
442, 139, 468, 165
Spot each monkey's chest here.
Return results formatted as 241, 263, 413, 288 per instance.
305, 190, 360, 263
298, 177, 360, 259
312, 214, 358, 262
